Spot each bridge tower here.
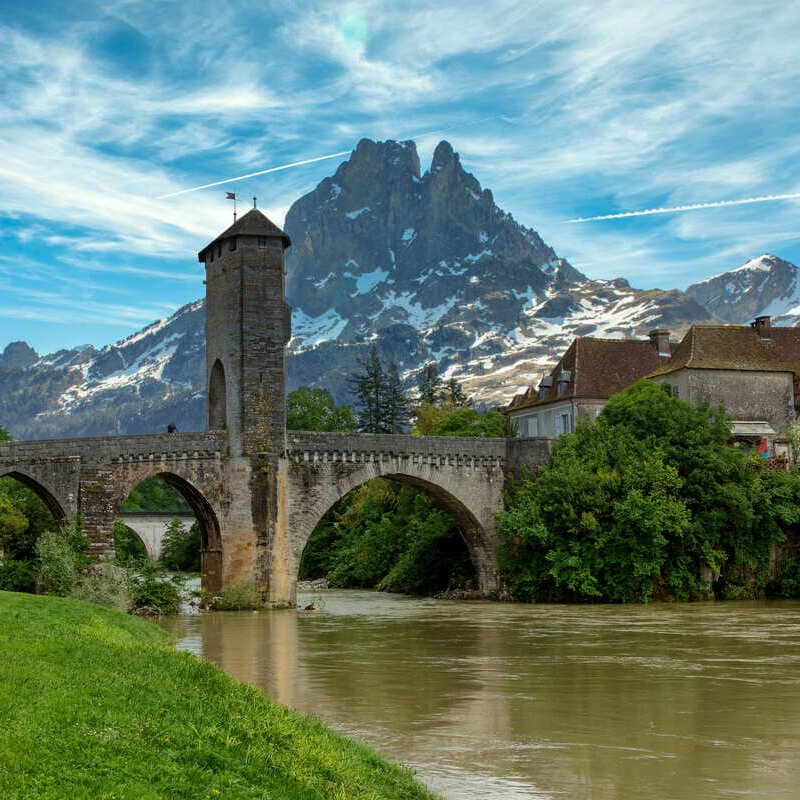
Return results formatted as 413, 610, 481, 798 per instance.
198, 207, 291, 456
198, 208, 293, 602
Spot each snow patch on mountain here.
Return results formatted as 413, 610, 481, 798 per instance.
291, 309, 348, 348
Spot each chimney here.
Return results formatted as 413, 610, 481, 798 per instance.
752, 315, 771, 338
648, 329, 671, 357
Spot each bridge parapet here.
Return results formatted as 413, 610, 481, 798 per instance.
286, 431, 551, 473
286, 431, 508, 468
0, 431, 227, 463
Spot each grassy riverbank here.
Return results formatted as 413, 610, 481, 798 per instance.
0, 592, 439, 800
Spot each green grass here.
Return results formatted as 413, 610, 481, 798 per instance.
0, 591, 440, 800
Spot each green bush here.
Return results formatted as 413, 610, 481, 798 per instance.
0, 476, 61, 591
71, 564, 131, 612
287, 387, 357, 432
35, 525, 89, 597
121, 475, 190, 512
213, 579, 261, 610
0, 558, 37, 593
302, 480, 476, 596
128, 561, 185, 614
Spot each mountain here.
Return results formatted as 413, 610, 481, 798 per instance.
283, 138, 712, 402
686, 254, 800, 325
0, 302, 205, 439
0, 137, 742, 440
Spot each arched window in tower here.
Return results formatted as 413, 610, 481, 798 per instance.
208, 359, 227, 430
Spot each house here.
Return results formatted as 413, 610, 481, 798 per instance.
502, 331, 672, 439
648, 315, 800, 454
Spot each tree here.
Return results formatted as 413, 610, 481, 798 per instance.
287, 387, 356, 432
418, 364, 443, 405
496, 379, 800, 602
444, 377, 468, 408
382, 362, 411, 433
348, 347, 386, 433
159, 518, 201, 572
414, 405, 506, 437
0, 474, 60, 592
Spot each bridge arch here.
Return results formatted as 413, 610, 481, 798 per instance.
114, 470, 223, 595
0, 469, 68, 523
288, 459, 501, 601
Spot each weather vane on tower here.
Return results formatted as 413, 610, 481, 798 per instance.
225, 191, 238, 222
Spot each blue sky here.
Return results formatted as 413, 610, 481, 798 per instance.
2, 0, 799, 354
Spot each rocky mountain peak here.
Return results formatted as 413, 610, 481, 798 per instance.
284, 137, 580, 350
686, 253, 800, 324
430, 140, 458, 173
0, 341, 38, 371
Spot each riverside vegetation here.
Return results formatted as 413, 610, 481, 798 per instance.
0, 590, 440, 800
497, 380, 800, 602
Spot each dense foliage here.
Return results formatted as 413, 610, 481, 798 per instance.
299, 480, 474, 595
113, 519, 148, 562
0, 476, 58, 592
287, 387, 357, 432
497, 380, 800, 602
121, 475, 190, 512
414, 404, 506, 437
158, 518, 202, 572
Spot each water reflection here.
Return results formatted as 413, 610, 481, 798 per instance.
161, 592, 800, 800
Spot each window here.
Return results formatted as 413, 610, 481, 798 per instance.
229, 238, 237, 251
527, 416, 539, 437
258, 237, 267, 248
556, 412, 572, 437
671, 384, 680, 399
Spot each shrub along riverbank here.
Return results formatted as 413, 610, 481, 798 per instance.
0, 591, 440, 800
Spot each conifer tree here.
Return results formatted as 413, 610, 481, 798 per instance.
418, 364, 443, 405
445, 377, 469, 408
383, 362, 411, 433
348, 346, 386, 433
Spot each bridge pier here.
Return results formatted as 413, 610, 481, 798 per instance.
79, 466, 117, 561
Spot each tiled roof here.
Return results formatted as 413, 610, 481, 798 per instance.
648, 324, 800, 377
198, 208, 290, 261
502, 337, 669, 413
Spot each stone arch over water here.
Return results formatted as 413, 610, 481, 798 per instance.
115, 470, 223, 595
288, 459, 501, 601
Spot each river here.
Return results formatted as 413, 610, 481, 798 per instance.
161, 590, 800, 799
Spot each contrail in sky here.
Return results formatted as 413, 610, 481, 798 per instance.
157, 150, 351, 199
566, 191, 800, 223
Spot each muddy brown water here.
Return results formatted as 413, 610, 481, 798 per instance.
161, 590, 800, 799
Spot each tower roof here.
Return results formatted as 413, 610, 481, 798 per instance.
197, 208, 291, 261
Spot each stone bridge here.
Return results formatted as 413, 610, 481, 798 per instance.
0, 209, 551, 605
